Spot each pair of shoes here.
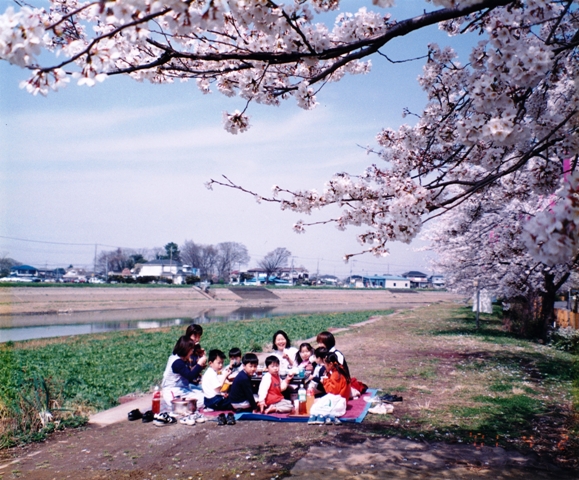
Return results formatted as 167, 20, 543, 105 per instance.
179, 414, 197, 426
190, 412, 206, 424
128, 409, 142, 421
142, 410, 154, 423
380, 394, 403, 403
369, 403, 394, 415
307, 415, 324, 425
154, 412, 178, 427
217, 413, 236, 425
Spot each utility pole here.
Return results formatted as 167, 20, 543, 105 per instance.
93, 243, 97, 278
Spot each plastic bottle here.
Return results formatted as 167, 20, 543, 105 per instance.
298, 382, 307, 415
152, 386, 161, 414
306, 385, 315, 414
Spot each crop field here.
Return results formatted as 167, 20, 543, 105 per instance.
0, 310, 389, 447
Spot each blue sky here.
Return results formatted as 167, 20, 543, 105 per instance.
0, 0, 468, 277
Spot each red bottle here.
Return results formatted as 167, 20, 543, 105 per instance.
152, 386, 161, 414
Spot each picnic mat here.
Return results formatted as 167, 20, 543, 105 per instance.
201, 389, 376, 423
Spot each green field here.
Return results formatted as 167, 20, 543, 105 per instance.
0, 310, 390, 447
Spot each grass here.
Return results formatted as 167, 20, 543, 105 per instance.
0, 309, 391, 448
347, 303, 579, 467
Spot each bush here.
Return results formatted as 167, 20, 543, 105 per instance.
136, 276, 159, 284
549, 327, 579, 354
185, 275, 201, 285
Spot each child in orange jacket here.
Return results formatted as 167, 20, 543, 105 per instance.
321, 352, 351, 400
308, 352, 351, 425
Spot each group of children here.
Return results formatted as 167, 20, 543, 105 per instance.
160, 325, 353, 424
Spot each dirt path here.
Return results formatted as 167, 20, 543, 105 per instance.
0, 303, 575, 479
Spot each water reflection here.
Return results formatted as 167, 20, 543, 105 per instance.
0, 306, 282, 343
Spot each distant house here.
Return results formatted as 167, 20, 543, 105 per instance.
360, 275, 410, 289
277, 267, 309, 283
401, 271, 429, 288
134, 260, 199, 285
10, 265, 38, 277
63, 267, 89, 283
429, 274, 446, 289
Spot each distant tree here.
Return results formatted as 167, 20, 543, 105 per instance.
97, 248, 131, 273
128, 253, 147, 269
161, 242, 181, 262
180, 240, 201, 267
216, 242, 250, 282
258, 248, 291, 282
0, 254, 21, 277
197, 245, 219, 281
181, 241, 220, 280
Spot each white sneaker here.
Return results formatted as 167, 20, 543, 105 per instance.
191, 412, 206, 423
154, 412, 178, 426
368, 403, 394, 415
179, 415, 196, 426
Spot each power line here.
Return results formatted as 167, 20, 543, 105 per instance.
0, 235, 95, 246
0, 235, 142, 250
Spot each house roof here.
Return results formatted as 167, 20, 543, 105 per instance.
402, 271, 429, 278
362, 275, 408, 281
10, 265, 37, 271
143, 259, 183, 266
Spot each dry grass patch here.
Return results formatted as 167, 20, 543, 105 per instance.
335, 303, 578, 469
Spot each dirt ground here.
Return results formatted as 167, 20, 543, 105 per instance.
1, 295, 577, 479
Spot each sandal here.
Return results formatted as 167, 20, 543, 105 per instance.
128, 409, 142, 421
226, 413, 236, 425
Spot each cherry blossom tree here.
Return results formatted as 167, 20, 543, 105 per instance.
427, 179, 579, 338
2, 0, 579, 268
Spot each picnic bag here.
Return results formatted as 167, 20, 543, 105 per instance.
350, 377, 368, 394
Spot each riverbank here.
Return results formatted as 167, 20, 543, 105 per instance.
0, 286, 461, 327
0, 302, 577, 479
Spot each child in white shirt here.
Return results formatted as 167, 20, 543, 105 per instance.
202, 349, 233, 411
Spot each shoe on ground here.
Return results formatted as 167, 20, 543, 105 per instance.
179, 414, 196, 426
191, 412, 206, 424
369, 403, 394, 415
324, 416, 333, 425
380, 394, 403, 403
153, 412, 177, 427
329, 415, 342, 425
141, 410, 154, 423
307, 415, 318, 425
217, 413, 227, 426
226, 413, 236, 425
128, 409, 142, 421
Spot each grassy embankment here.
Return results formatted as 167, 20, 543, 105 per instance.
0, 310, 390, 448
356, 303, 579, 467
